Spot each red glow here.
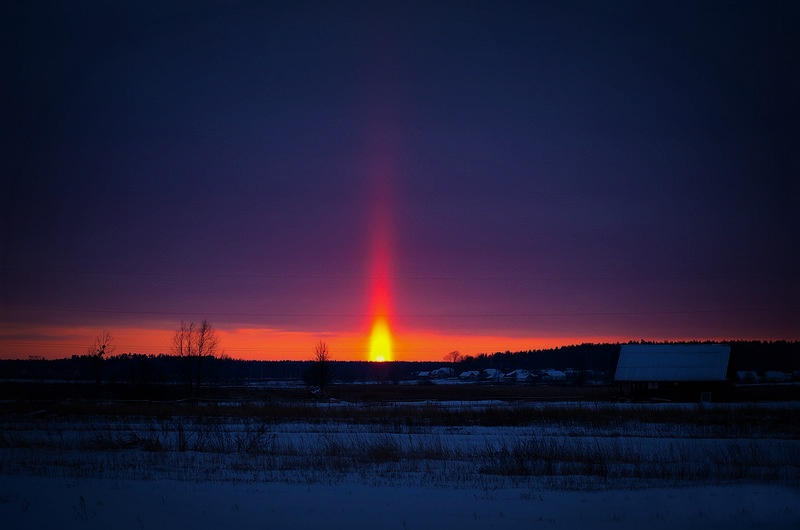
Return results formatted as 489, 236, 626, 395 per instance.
364, 127, 397, 361
2, 322, 791, 361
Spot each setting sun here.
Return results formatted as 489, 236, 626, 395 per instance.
368, 317, 393, 362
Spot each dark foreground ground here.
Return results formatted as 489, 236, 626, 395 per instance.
1, 378, 799, 404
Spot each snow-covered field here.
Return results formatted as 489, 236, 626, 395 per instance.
1, 400, 798, 528
2, 475, 798, 529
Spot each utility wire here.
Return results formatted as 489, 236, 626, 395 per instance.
1, 267, 794, 282
3, 306, 795, 317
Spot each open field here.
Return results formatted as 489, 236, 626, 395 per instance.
2, 394, 798, 528
0, 380, 623, 402
1, 398, 798, 486
2, 475, 799, 530
2, 378, 799, 403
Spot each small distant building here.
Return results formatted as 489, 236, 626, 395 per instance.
540, 369, 567, 383
736, 371, 758, 383
429, 367, 455, 379
614, 344, 733, 402
458, 370, 481, 380
482, 368, 504, 382
762, 371, 789, 383
504, 369, 534, 383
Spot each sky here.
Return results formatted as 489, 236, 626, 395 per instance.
2, 1, 798, 361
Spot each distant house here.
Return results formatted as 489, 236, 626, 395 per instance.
614, 344, 733, 402
736, 371, 758, 383
482, 368, 504, 382
458, 370, 481, 380
762, 371, 789, 383
504, 369, 534, 383
540, 369, 567, 383
429, 367, 455, 379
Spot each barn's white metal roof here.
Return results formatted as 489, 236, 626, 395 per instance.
614, 344, 731, 382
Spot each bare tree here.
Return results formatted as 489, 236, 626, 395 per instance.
444, 350, 462, 378
444, 350, 462, 364
171, 320, 220, 402
307, 340, 333, 394
87, 330, 114, 385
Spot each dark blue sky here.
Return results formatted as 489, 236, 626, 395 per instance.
2, 1, 798, 359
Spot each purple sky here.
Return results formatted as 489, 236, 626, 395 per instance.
2, 1, 798, 359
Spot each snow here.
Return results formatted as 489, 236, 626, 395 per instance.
2, 400, 798, 528
1, 475, 798, 529
615, 344, 731, 382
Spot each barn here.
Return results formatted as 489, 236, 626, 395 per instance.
614, 344, 733, 402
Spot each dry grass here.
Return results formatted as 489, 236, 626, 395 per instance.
1, 397, 798, 489
3, 398, 796, 438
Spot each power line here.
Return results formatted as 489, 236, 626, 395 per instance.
2, 267, 793, 282
0, 342, 499, 352
3, 306, 796, 318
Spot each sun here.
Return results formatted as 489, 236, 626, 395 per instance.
369, 317, 393, 362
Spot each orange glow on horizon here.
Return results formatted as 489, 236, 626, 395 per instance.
368, 316, 393, 362
0, 322, 779, 361
367, 269, 394, 362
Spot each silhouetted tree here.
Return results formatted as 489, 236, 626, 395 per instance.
171, 320, 220, 402
444, 350, 462, 374
305, 341, 333, 394
87, 330, 114, 385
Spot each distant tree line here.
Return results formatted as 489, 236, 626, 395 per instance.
456, 343, 622, 375
1, 341, 798, 389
